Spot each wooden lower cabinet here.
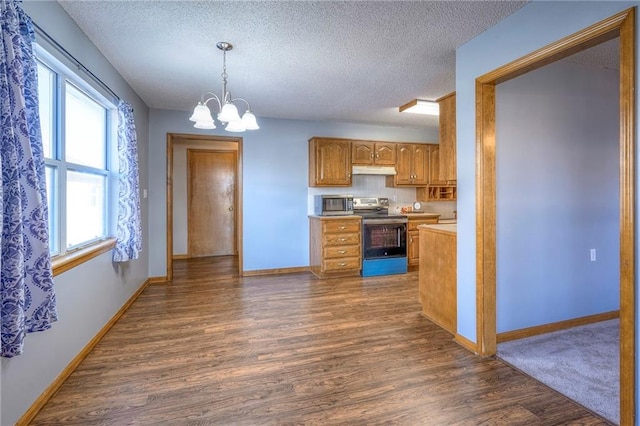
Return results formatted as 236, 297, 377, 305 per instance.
310, 216, 361, 278
418, 225, 457, 335
407, 216, 439, 270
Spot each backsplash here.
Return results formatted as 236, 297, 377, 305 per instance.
389, 200, 457, 219
307, 174, 456, 219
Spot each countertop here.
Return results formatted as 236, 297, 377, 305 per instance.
417, 223, 457, 235
308, 214, 361, 219
437, 219, 457, 224
402, 212, 441, 219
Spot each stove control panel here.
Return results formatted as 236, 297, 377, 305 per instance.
353, 197, 389, 208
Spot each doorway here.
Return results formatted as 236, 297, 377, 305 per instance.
166, 133, 243, 280
474, 8, 635, 424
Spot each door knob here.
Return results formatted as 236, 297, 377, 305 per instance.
228, 206, 234, 211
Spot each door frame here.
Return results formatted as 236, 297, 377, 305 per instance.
186, 148, 238, 258
475, 8, 635, 424
166, 133, 243, 280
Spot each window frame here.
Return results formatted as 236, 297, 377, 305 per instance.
35, 45, 119, 274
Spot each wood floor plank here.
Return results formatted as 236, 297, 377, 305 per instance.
30, 256, 611, 425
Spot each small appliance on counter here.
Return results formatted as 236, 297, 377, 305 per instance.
314, 194, 354, 216
353, 197, 408, 277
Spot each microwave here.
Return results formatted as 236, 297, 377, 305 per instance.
315, 195, 354, 216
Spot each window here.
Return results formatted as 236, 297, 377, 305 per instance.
36, 48, 117, 257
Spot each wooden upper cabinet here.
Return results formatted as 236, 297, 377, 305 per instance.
387, 143, 434, 186
412, 144, 429, 185
428, 144, 442, 184
437, 92, 456, 182
309, 137, 352, 187
352, 141, 396, 166
393, 143, 415, 185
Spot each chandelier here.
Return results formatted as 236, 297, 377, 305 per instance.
189, 41, 259, 132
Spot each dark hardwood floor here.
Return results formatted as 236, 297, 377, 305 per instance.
31, 256, 610, 425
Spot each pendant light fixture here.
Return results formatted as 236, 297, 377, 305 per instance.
189, 41, 259, 132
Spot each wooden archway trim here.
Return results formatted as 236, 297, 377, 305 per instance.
166, 133, 243, 281
474, 8, 635, 425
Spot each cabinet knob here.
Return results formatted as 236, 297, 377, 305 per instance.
339, 262, 347, 267
339, 238, 346, 242
347, 173, 351, 178
339, 226, 345, 230
339, 250, 346, 254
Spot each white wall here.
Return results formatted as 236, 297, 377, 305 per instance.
496, 60, 619, 331
149, 109, 437, 275
2, 3, 150, 425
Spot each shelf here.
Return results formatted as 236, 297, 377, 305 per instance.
416, 185, 457, 202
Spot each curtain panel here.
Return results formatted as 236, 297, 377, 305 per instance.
113, 100, 142, 262
1, 0, 57, 357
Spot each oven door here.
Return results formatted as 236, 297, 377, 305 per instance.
362, 219, 407, 259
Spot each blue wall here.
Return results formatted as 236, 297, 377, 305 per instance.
456, 1, 638, 422
3, 2, 151, 425
496, 60, 619, 331
456, 0, 634, 342
148, 110, 436, 275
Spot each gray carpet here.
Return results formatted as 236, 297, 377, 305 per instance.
498, 319, 619, 425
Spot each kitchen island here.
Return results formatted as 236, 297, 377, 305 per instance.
418, 223, 456, 335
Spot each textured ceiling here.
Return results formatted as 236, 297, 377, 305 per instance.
56, 1, 535, 129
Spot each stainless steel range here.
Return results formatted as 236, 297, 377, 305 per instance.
353, 197, 408, 277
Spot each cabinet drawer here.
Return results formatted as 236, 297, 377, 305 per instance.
408, 219, 438, 231
323, 257, 361, 272
323, 232, 360, 246
324, 245, 361, 259
322, 220, 361, 234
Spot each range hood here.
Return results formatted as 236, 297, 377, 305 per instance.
352, 165, 397, 175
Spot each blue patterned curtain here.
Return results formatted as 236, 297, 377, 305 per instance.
113, 100, 142, 262
1, 0, 57, 358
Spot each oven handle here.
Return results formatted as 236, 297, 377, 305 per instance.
362, 218, 408, 225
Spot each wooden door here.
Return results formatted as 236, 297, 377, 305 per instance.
412, 144, 430, 185
408, 230, 420, 266
438, 92, 456, 182
315, 139, 351, 186
352, 141, 375, 165
395, 144, 414, 185
428, 145, 442, 184
187, 149, 237, 257
374, 142, 396, 165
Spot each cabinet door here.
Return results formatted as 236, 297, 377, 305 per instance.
408, 230, 420, 266
312, 138, 352, 186
428, 145, 442, 184
374, 142, 396, 165
395, 144, 414, 185
352, 141, 375, 165
412, 144, 430, 185
438, 93, 456, 182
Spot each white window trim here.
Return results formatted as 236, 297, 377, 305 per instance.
35, 43, 119, 260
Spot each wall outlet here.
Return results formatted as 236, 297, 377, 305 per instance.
590, 248, 596, 262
